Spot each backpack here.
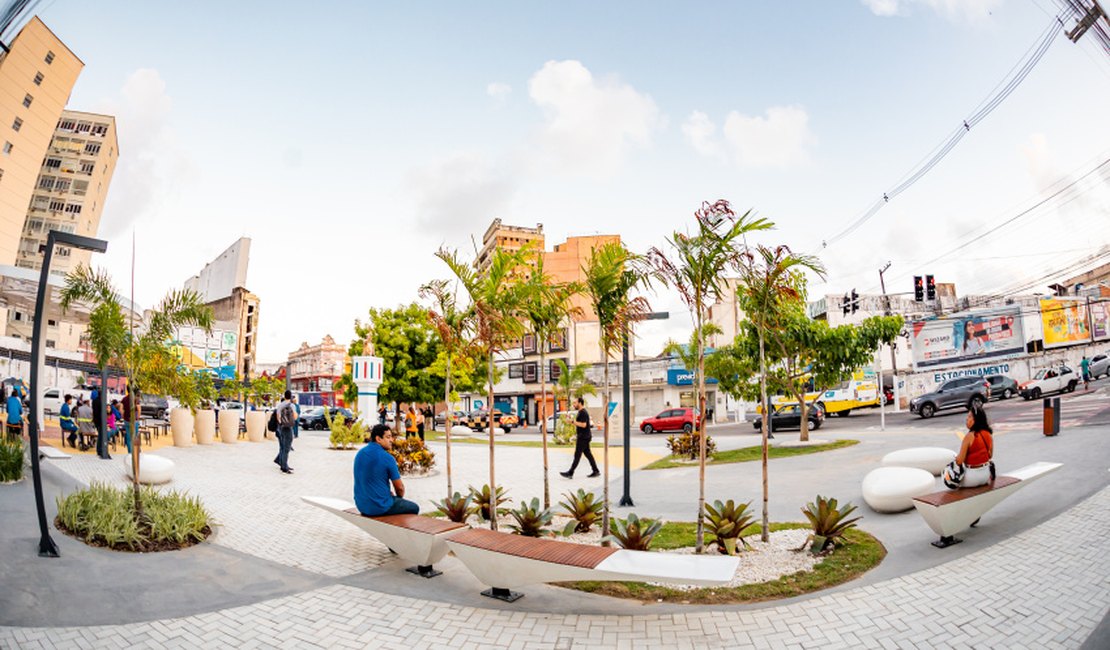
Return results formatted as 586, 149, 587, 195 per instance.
267, 410, 279, 432
278, 402, 297, 428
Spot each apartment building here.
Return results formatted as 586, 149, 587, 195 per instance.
475, 218, 544, 272
287, 335, 348, 405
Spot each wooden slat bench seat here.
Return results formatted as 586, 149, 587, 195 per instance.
445, 528, 740, 603
912, 462, 1061, 548
304, 496, 468, 577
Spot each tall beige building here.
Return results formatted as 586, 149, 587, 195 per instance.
0, 17, 83, 265
475, 218, 544, 271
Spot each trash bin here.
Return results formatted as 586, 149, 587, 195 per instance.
1042, 397, 1060, 436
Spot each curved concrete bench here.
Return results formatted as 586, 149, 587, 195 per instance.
881, 447, 955, 476
302, 496, 466, 577
124, 453, 174, 485
862, 467, 936, 513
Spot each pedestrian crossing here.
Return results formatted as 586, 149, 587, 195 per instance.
992, 392, 1110, 431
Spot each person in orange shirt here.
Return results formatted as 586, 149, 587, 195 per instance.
405, 405, 418, 438
953, 406, 994, 489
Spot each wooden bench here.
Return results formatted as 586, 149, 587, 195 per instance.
912, 461, 1062, 548
445, 527, 740, 602
302, 496, 467, 578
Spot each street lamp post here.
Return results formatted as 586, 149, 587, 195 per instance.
29, 230, 108, 557
618, 311, 669, 508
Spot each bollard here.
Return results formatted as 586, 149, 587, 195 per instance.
1042, 397, 1060, 436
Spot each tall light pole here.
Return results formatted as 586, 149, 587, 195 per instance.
618, 311, 668, 507
29, 230, 108, 557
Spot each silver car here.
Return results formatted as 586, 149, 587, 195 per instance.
909, 377, 991, 419
1088, 353, 1109, 379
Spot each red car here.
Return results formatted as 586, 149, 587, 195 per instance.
640, 407, 701, 434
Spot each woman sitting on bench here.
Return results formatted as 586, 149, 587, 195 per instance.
948, 406, 994, 489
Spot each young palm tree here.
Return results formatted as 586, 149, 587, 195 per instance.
435, 246, 528, 531
552, 359, 597, 411
520, 254, 581, 509
581, 241, 656, 540
648, 200, 772, 553
419, 278, 476, 498
738, 244, 824, 542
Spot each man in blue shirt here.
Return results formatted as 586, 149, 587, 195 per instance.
5, 386, 24, 438
353, 424, 419, 516
59, 394, 78, 447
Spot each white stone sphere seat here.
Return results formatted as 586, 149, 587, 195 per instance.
451, 425, 475, 435
862, 467, 936, 513
123, 453, 175, 485
881, 447, 956, 476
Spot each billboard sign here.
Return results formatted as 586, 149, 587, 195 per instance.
1089, 299, 1110, 341
911, 308, 1024, 369
1039, 298, 1091, 348
667, 368, 719, 386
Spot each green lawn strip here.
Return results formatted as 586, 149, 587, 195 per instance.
424, 431, 600, 448
643, 439, 859, 470
561, 522, 885, 604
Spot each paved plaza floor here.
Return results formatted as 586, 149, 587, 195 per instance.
1, 408, 1108, 648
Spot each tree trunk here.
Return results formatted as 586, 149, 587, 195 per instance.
487, 351, 497, 531
540, 348, 550, 510
600, 340, 611, 546
759, 333, 769, 542
445, 354, 453, 497
129, 379, 143, 519
695, 317, 707, 554
394, 403, 401, 435
799, 394, 810, 443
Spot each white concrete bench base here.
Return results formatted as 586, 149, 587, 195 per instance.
862, 467, 936, 513
39, 446, 70, 460
881, 447, 955, 476
123, 453, 174, 485
912, 461, 1062, 548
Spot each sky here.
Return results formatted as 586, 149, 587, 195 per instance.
23, 0, 1110, 363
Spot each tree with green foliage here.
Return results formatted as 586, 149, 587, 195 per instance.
551, 359, 597, 407
363, 303, 444, 431
649, 199, 771, 554
436, 246, 529, 531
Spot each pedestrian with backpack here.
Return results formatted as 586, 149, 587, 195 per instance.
273, 390, 298, 474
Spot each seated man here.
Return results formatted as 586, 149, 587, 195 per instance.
354, 424, 420, 516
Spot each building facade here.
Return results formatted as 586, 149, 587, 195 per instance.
287, 335, 347, 405
207, 287, 260, 381
475, 218, 544, 271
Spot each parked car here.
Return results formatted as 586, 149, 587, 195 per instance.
984, 374, 1019, 400
435, 410, 469, 427
909, 377, 990, 419
640, 407, 701, 434
42, 387, 91, 415
298, 406, 354, 430
1089, 352, 1109, 379
751, 403, 824, 432
140, 394, 170, 419
467, 409, 512, 433
1019, 365, 1078, 399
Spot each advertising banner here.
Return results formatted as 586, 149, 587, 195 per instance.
911, 308, 1024, 369
1090, 299, 1110, 341
1039, 298, 1091, 348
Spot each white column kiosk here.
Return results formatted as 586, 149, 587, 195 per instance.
351, 355, 384, 422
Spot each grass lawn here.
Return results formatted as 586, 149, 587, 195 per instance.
424, 431, 603, 448
562, 521, 885, 604
643, 439, 859, 470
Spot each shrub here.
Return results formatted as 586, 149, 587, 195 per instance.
604, 513, 663, 551
558, 488, 604, 535
325, 410, 366, 450
0, 438, 24, 482
705, 499, 755, 555
799, 495, 862, 555
433, 492, 474, 523
468, 484, 511, 521
55, 481, 211, 551
507, 497, 554, 537
552, 413, 576, 446
665, 431, 716, 460
389, 436, 436, 475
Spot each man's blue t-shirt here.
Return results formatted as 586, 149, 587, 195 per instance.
353, 442, 400, 516
6, 395, 22, 425
60, 403, 77, 431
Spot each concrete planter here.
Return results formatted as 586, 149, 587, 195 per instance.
246, 410, 267, 442
194, 409, 216, 445
170, 408, 194, 447
218, 409, 239, 444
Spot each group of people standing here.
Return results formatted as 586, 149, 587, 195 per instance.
375, 403, 435, 441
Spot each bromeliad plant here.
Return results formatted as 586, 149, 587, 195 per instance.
0, 438, 24, 482
705, 499, 756, 555
799, 495, 862, 555
468, 484, 511, 522
507, 497, 555, 537
604, 513, 663, 551
558, 488, 604, 535
433, 492, 475, 523
665, 431, 717, 461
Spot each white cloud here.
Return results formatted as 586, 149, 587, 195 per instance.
406, 152, 518, 240
487, 82, 512, 105
681, 110, 724, 159
862, 0, 902, 16
861, 0, 1002, 22
721, 105, 814, 168
527, 60, 663, 177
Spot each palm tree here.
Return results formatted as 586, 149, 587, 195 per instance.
60, 264, 213, 515
419, 277, 476, 498
648, 200, 772, 553
435, 246, 529, 531
520, 254, 581, 509
581, 241, 656, 540
738, 244, 824, 541
552, 359, 597, 410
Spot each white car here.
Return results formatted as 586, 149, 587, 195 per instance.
42, 387, 91, 415
1019, 365, 1078, 400
1088, 353, 1109, 379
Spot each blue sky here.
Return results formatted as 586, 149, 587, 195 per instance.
30, 0, 1110, 362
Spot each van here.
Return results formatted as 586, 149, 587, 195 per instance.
42, 387, 90, 415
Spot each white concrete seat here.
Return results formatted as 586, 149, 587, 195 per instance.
445, 528, 739, 602
302, 496, 467, 577
862, 467, 936, 513
912, 462, 1062, 548
450, 425, 474, 435
881, 447, 956, 476
123, 453, 174, 485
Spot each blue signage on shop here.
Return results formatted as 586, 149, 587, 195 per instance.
667, 369, 718, 386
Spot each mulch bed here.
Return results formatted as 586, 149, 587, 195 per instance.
54, 516, 212, 553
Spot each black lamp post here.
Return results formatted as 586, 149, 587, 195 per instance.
29, 230, 108, 557
618, 311, 669, 507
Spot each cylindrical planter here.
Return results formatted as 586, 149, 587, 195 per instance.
170, 408, 194, 447
194, 409, 216, 445
246, 410, 267, 442
218, 409, 239, 444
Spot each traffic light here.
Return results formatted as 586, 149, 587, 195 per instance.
926, 275, 936, 301
851, 289, 859, 313
842, 293, 850, 315
913, 276, 924, 301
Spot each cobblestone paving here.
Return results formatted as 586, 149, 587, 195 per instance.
7, 476, 1107, 648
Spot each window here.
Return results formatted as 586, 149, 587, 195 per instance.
522, 333, 537, 355
508, 363, 523, 379
2, 141, 11, 156
79, 161, 94, 175
13, 311, 21, 321
84, 143, 100, 156
45, 157, 61, 169
57, 119, 76, 131
73, 180, 88, 195
64, 203, 81, 214
48, 199, 64, 212
549, 359, 564, 382
58, 224, 75, 234
23, 94, 33, 108
12, 117, 22, 132
54, 178, 70, 193
91, 123, 108, 136
549, 328, 568, 352
56, 247, 70, 257
27, 219, 43, 232
46, 340, 55, 349
45, 51, 55, 64
38, 176, 55, 190
76, 122, 91, 133
33, 71, 43, 85
522, 362, 539, 383
47, 319, 57, 327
